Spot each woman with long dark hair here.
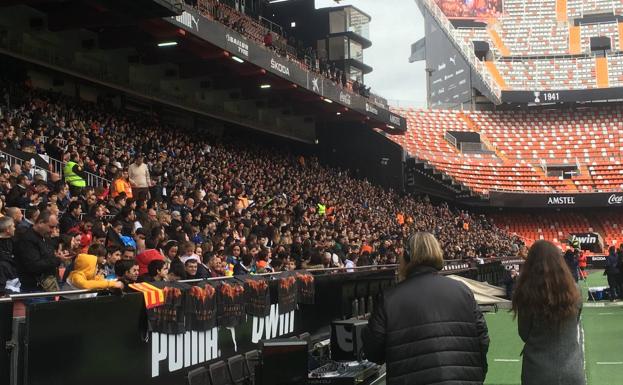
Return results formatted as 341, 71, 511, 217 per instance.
512, 240, 585, 385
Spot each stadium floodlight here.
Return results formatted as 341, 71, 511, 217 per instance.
232, 56, 244, 63
269, 0, 290, 3
157, 41, 177, 47
260, 84, 271, 89
291, 22, 296, 27
323, 98, 333, 103
336, 112, 341, 115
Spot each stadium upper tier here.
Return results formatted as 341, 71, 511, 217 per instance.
387, 107, 623, 194
428, 0, 623, 92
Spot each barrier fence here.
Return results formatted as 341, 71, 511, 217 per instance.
0, 259, 513, 385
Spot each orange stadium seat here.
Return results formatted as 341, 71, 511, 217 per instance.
440, 0, 623, 91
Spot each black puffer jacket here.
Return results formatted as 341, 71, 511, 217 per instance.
363, 266, 489, 385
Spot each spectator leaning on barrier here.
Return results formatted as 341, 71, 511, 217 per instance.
139, 259, 168, 283
64, 244, 123, 291
114, 259, 139, 291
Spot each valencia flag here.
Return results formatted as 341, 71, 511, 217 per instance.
129, 282, 165, 309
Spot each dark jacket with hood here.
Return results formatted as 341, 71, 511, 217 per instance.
363, 266, 489, 385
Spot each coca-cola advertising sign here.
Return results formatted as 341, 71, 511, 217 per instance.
608, 194, 623, 205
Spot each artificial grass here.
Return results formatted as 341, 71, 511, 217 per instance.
484, 271, 622, 385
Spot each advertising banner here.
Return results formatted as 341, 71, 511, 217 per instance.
489, 191, 623, 208
425, 12, 473, 108
502, 87, 623, 104
166, 7, 406, 131
22, 269, 396, 385
569, 232, 604, 253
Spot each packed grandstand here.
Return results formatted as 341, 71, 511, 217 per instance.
0, 0, 622, 384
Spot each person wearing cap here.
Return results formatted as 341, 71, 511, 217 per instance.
111, 169, 132, 199
63, 154, 86, 196
128, 155, 150, 201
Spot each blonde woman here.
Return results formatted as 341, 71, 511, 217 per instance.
363, 232, 489, 385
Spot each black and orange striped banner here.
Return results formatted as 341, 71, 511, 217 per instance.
129, 282, 165, 309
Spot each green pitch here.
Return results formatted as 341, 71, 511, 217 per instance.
484, 271, 623, 385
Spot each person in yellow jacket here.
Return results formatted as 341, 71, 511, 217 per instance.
317, 202, 326, 216
65, 245, 123, 295
63, 156, 87, 196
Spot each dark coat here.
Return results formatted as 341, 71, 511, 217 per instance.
564, 251, 579, 282
363, 266, 489, 385
14, 228, 60, 291
59, 212, 80, 234
0, 237, 19, 295
518, 299, 585, 385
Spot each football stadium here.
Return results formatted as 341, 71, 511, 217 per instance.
0, 0, 622, 384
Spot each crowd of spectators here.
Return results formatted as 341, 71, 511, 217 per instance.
0, 78, 519, 296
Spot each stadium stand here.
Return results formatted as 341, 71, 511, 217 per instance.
0, 76, 520, 299
567, 0, 623, 18
434, 0, 623, 91
389, 106, 623, 194
490, 209, 623, 249
489, 211, 594, 248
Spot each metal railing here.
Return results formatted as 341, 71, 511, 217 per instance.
0, 259, 506, 301
0, 149, 110, 188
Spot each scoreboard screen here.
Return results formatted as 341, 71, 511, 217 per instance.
433, 0, 504, 19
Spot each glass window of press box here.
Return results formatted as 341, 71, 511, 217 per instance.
349, 66, 363, 83
327, 36, 363, 62
329, 7, 370, 40
328, 36, 348, 60
349, 39, 363, 62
